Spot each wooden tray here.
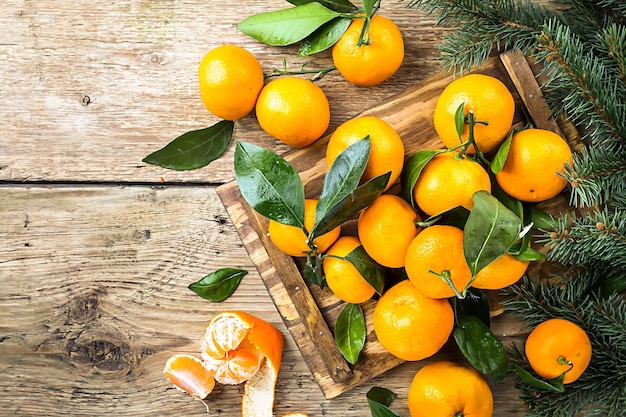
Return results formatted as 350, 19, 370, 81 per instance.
216, 49, 578, 399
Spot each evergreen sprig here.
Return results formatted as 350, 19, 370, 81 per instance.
539, 207, 626, 268
503, 276, 626, 417
402, 1, 626, 415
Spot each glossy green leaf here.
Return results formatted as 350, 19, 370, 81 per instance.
298, 17, 351, 56
464, 190, 522, 277
400, 150, 439, 205
335, 303, 366, 364
527, 203, 556, 230
142, 120, 234, 171
514, 364, 565, 393
188, 268, 247, 302
343, 245, 385, 295
490, 130, 514, 174
454, 287, 491, 327
311, 172, 390, 238
315, 137, 370, 236
453, 315, 509, 383
455, 102, 466, 139
366, 387, 401, 417
490, 178, 525, 221
513, 245, 545, 261
598, 274, 626, 298
234, 142, 305, 228
363, 0, 376, 17
238, 3, 341, 46
287, 0, 358, 13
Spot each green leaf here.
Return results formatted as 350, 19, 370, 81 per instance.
490, 178, 525, 221
527, 203, 556, 230
238, 3, 341, 46
363, 0, 376, 17
490, 129, 513, 174
454, 287, 491, 327
188, 268, 247, 302
287, 0, 358, 14
400, 150, 439, 205
142, 120, 234, 171
464, 190, 522, 277
234, 142, 305, 228
513, 245, 545, 261
311, 172, 390, 238
343, 245, 386, 295
455, 102, 465, 139
598, 274, 626, 298
366, 387, 401, 417
315, 137, 370, 236
298, 17, 351, 56
453, 315, 509, 383
334, 303, 366, 364
513, 364, 565, 393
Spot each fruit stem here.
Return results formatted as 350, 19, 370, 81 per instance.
429, 269, 465, 299
266, 60, 336, 81
357, 15, 371, 46
464, 111, 491, 166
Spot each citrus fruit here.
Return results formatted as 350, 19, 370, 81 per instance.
332, 15, 404, 86
471, 252, 530, 290
495, 128, 573, 202
408, 360, 494, 417
326, 116, 404, 191
357, 194, 421, 268
323, 235, 378, 303
268, 199, 341, 257
412, 151, 491, 216
163, 354, 216, 400
198, 44, 264, 121
373, 280, 454, 361
525, 318, 592, 384
404, 225, 472, 299
255, 77, 330, 148
434, 73, 515, 154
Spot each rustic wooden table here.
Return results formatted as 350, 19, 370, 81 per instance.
0, 1, 530, 415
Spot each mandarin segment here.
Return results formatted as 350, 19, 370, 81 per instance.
373, 280, 454, 361
163, 354, 216, 400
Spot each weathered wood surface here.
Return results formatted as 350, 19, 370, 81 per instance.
0, 0, 539, 415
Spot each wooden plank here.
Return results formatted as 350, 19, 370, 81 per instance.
0, 0, 448, 184
218, 52, 576, 399
0, 185, 527, 416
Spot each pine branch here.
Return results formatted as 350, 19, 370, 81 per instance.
538, 207, 626, 268
503, 276, 626, 417
536, 19, 626, 149
401, 0, 557, 74
563, 145, 626, 207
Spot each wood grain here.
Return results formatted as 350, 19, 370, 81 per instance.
0, 185, 527, 416
0, 0, 447, 183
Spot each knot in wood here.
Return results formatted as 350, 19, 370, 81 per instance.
65, 289, 103, 325
67, 337, 132, 373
